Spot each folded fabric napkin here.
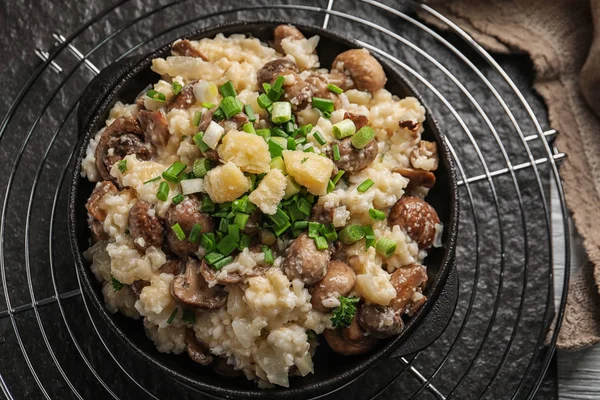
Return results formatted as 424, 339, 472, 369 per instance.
418, 0, 600, 349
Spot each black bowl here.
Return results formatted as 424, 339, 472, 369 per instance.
69, 20, 459, 399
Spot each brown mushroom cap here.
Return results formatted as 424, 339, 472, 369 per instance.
200, 257, 267, 286
256, 59, 312, 110
86, 181, 118, 222
165, 196, 215, 258
356, 303, 404, 339
171, 259, 227, 309
94, 116, 154, 182
138, 109, 170, 147
323, 317, 379, 356
393, 168, 436, 189
330, 136, 378, 174
172, 40, 207, 60
310, 260, 356, 313
282, 232, 331, 285
388, 196, 441, 249
343, 112, 369, 131
128, 200, 164, 251
273, 24, 306, 54
185, 329, 213, 366
390, 264, 428, 315
166, 82, 197, 111
331, 49, 387, 93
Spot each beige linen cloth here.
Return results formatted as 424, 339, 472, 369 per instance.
417, 0, 600, 349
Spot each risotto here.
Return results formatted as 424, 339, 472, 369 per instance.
81, 24, 443, 388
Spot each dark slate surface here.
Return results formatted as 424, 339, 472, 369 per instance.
0, 0, 558, 399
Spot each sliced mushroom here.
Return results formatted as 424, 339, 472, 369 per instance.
256, 59, 312, 110
323, 317, 378, 356
388, 196, 440, 249
198, 107, 216, 132
138, 109, 170, 148
128, 200, 164, 251
305, 73, 341, 109
273, 24, 306, 54
310, 202, 334, 225
331, 49, 387, 93
343, 112, 369, 131
185, 329, 213, 366
86, 181, 118, 221
94, 116, 154, 182
159, 259, 184, 275
166, 82, 196, 111
200, 257, 267, 286
329, 136, 378, 174
393, 168, 436, 189
410, 140, 439, 171
356, 303, 404, 339
172, 258, 227, 309
282, 232, 331, 285
390, 264, 428, 316
310, 261, 356, 312
222, 112, 249, 132
90, 219, 109, 242
212, 357, 244, 377
171, 40, 208, 60
165, 196, 215, 258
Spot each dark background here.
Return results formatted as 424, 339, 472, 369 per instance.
0, 0, 561, 399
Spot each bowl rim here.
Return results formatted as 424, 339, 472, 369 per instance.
68, 19, 459, 399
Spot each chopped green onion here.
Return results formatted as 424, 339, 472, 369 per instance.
213, 107, 225, 120
187, 223, 202, 244
171, 223, 186, 241
172, 81, 183, 95
216, 235, 238, 256
200, 233, 216, 252
271, 127, 288, 137
205, 252, 225, 265
117, 159, 127, 173
322, 224, 338, 242
146, 89, 166, 102
297, 198, 312, 216
295, 137, 307, 146
172, 194, 184, 204
262, 245, 274, 265
269, 207, 290, 228
262, 83, 272, 93
314, 236, 329, 250
332, 119, 356, 139
156, 181, 169, 201
218, 218, 229, 233
144, 176, 161, 184
219, 202, 232, 211
304, 146, 315, 153
308, 222, 322, 238
287, 137, 297, 150
293, 220, 309, 230
313, 131, 327, 145
200, 195, 215, 212
219, 81, 236, 98
269, 157, 286, 174
297, 124, 313, 137
271, 102, 292, 124
288, 202, 305, 222
244, 104, 256, 122
267, 87, 283, 102
272, 75, 285, 92
194, 132, 210, 152
363, 225, 376, 248
234, 213, 249, 230
338, 224, 365, 244
327, 180, 335, 193
284, 121, 296, 134
332, 170, 345, 185
167, 308, 177, 324
242, 122, 256, 134
268, 137, 287, 158
239, 234, 252, 250
228, 225, 240, 242
376, 237, 396, 257
273, 221, 291, 236
202, 101, 216, 109
162, 161, 187, 183
193, 158, 211, 178
323, 111, 331, 119
351, 126, 375, 149
357, 179, 375, 192
256, 128, 271, 141
111, 277, 124, 292
332, 144, 341, 161
181, 309, 196, 324
232, 196, 248, 213
327, 83, 344, 94
258, 93, 273, 109
192, 111, 202, 126
369, 208, 386, 221
312, 97, 335, 113
220, 96, 243, 118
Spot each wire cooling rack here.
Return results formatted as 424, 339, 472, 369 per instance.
0, 0, 570, 399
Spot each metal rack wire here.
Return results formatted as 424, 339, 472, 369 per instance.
0, 0, 570, 399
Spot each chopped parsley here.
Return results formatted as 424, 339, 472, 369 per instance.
331, 296, 360, 328
117, 159, 127, 173
111, 277, 124, 292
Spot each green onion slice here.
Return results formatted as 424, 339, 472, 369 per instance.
263, 245, 275, 265
193, 158, 211, 178
156, 181, 170, 201
219, 81, 237, 98
202, 101, 216, 109
257, 93, 273, 109
271, 102, 292, 124
244, 104, 256, 122
220, 96, 243, 118
339, 224, 365, 244
212, 254, 233, 269
376, 237, 397, 257
332, 170, 345, 185
146, 89, 166, 102
311, 97, 335, 113
314, 236, 329, 250
332, 119, 356, 139
144, 176, 161, 184
332, 144, 341, 161
172, 194, 184, 204
216, 235, 238, 256
188, 223, 203, 243
327, 83, 344, 94
162, 161, 187, 183
200, 233, 216, 252
193, 132, 210, 152
171, 223, 186, 241
308, 222, 322, 238
369, 208, 386, 221
242, 122, 256, 134
172, 81, 183, 95
357, 179, 375, 192
351, 126, 375, 149
192, 111, 202, 126
205, 252, 224, 265
313, 131, 327, 145
363, 225, 376, 248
